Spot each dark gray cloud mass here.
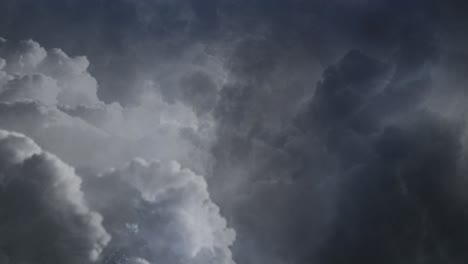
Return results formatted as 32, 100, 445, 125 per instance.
1, 1, 468, 264
0, 130, 110, 264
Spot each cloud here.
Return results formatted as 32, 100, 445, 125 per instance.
0, 39, 100, 107
208, 43, 463, 264
0, 40, 106, 156
127, 258, 151, 264
2, 1, 468, 264
0, 74, 60, 105
0, 37, 235, 264
0, 100, 115, 168
0, 129, 110, 264
0, 39, 215, 174
83, 159, 235, 264
0, 36, 235, 264
319, 115, 468, 264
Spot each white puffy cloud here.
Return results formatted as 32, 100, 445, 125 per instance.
41, 48, 100, 106
0, 130, 110, 264
84, 159, 235, 264
0, 39, 100, 107
0, 39, 47, 73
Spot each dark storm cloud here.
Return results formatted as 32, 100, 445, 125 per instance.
301, 49, 468, 264
0, 0, 449, 113
208, 4, 463, 260
211, 50, 393, 263
319, 116, 468, 264
0, 0, 217, 105
0, 0, 443, 105
2, 1, 468, 264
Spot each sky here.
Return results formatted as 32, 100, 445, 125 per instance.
1, 1, 468, 264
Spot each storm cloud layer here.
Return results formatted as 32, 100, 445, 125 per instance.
2, 1, 468, 264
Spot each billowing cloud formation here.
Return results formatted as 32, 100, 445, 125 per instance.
3, 1, 468, 264
0, 37, 236, 264
0, 38, 115, 168
0, 38, 100, 106
83, 159, 235, 264
0, 38, 215, 173
0, 130, 110, 264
